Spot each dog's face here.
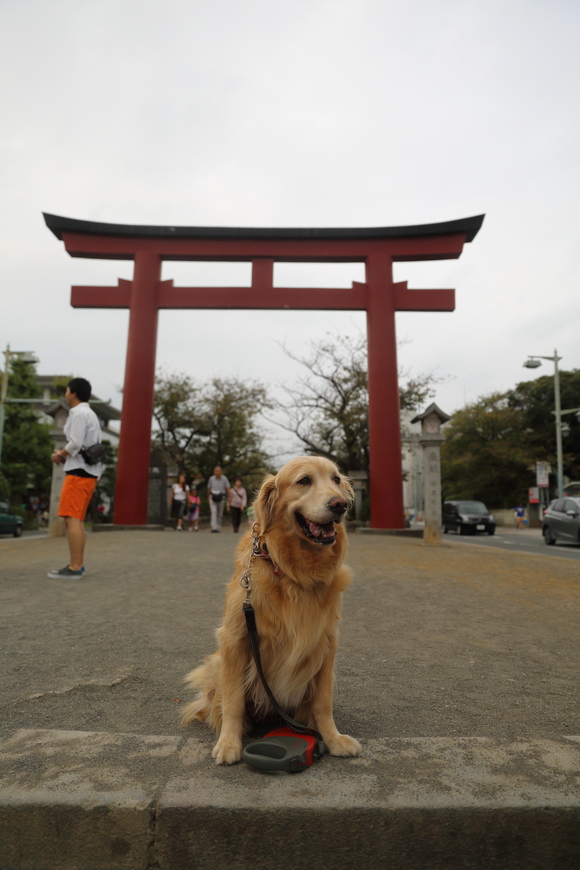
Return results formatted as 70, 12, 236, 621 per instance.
254, 456, 354, 548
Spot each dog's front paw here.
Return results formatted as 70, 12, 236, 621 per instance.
325, 734, 362, 757
212, 737, 243, 765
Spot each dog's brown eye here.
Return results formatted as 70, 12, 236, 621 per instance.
333, 476, 341, 484
297, 476, 311, 486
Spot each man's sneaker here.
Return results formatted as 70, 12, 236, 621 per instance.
47, 566, 85, 579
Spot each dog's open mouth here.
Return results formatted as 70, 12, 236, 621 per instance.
296, 512, 337, 545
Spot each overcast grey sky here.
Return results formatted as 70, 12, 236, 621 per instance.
1, 0, 578, 458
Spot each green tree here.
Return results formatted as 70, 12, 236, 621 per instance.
49, 375, 72, 399
507, 370, 580, 483
153, 372, 274, 493
153, 371, 210, 473
272, 332, 441, 475
441, 392, 536, 507
1, 357, 53, 501
193, 376, 275, 486
94, 439, 118, 520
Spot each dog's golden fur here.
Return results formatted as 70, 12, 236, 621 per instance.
181, 456, 362, 765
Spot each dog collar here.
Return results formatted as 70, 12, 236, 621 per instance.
258, 545, 281, 576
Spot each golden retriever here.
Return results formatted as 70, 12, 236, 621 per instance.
181, 455, 362, 765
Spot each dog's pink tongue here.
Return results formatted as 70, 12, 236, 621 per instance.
308, 520, 336, 539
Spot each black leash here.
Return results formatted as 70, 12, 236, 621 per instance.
240, 524, 324, 760
243, 600, 324, 759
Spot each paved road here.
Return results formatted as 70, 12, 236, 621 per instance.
442, 526, 580, 562
4, 526, 580, 562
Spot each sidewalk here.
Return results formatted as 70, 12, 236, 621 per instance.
0, 528, 578, 869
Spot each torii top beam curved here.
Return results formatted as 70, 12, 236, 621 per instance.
44, 212, 484, 244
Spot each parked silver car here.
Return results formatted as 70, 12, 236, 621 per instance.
542, 497, 580, 545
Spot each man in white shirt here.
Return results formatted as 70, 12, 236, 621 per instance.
47, 378, 104, 579
206, 466, 231, 533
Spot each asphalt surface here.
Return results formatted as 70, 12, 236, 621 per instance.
0, 526, 579, 869
0, 525, 577, 741
443, 526, 580, 562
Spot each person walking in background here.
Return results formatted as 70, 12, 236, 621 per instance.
186, 486, 201, 531
207, 466, 230, 533
514, 503, 525, 529
47, 378, 103, 579
228, 477, 247, 533
171, 473, 189, 530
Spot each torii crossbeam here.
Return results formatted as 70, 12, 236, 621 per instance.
44, 213, 484, 529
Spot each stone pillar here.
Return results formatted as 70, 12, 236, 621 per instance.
419, 437, 445, 545
411, 403, 452, 546
147, 450, 168, 525
47, 402, 70, 537
48, 427, 66, 537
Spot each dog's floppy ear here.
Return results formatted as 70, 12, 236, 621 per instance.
252, 473, 278, 531
343, 475, 356, 506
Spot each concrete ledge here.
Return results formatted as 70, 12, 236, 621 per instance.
1, 729, 579, 869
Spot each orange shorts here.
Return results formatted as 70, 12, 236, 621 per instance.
58, 474, 97, 520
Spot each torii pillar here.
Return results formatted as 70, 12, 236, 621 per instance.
44, 213, 484, 529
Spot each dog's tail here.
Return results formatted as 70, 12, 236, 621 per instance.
180, 659, 217, 726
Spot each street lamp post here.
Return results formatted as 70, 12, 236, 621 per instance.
523, 349, 564, 499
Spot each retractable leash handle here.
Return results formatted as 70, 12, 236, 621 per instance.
242, 732, 313, 773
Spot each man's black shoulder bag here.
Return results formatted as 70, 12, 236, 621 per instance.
80, 443, 108, 465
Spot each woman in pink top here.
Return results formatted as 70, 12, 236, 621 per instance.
228, 478, 247, 533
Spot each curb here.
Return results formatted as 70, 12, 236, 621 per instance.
1, 729, 579, 869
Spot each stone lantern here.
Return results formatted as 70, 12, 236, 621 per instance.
410, 403, 451, 545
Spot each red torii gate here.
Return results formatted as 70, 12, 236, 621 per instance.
44, 213, 484, 529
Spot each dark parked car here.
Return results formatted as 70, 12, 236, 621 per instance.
542, 497, 580, 546
442, 501, 496, 536
0, 502, 23, 537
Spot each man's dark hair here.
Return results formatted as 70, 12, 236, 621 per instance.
67, 377, 92, 403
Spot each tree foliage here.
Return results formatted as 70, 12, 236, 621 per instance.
507, 370, 580, 482
1, 357, 53, 500
153, 372, 274, 491
441, 370, 580, 507
272, 333, 441, 475
153, 372, 208, 473
440, 393, 535, 507
95, 439, 118, 516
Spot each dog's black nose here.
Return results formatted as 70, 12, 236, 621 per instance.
327, 498, 347, 515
